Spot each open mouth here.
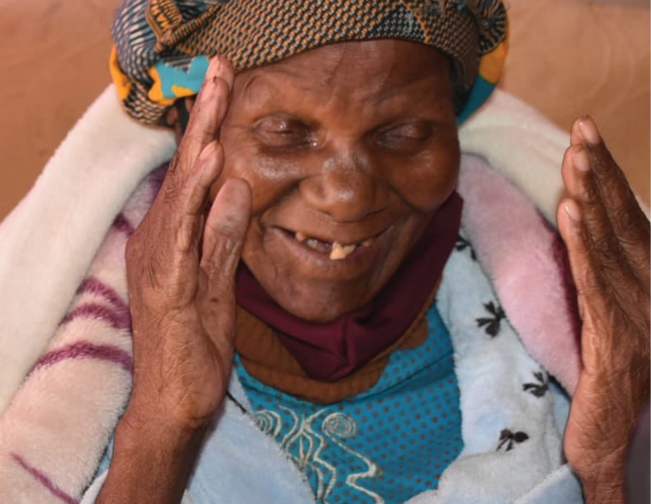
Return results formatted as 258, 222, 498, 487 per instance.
283, 230, 379, 260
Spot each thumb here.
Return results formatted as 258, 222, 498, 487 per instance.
201, 177, 252, 286
198, 178, 251, 359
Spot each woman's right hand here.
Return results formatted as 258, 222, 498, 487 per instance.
96, 58, 251, 504
123, 55, 251, 430
96, 56, 251, 504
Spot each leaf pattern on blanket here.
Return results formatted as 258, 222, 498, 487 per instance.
476, 301, 505, 337
496, 429, 529, 452
523, 371, 549, 398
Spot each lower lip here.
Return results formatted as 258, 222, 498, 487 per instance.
270, 227, 389, 277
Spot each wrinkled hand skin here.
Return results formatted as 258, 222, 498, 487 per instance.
558, 117, 650, 504
124, 56, 251, 431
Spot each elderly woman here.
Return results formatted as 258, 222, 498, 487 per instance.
0, 1, 648, 503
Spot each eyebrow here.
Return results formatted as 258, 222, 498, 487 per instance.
239, 71, 314, 107
241, 74, 267, 103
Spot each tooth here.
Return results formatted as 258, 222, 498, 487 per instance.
361, 238, 373, 247
295, 231, 307, 242
329, 241, 357, 260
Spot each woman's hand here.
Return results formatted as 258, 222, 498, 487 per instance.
97, 56, 251, 504
124, 56, 251, 429
557, 117, 650, 504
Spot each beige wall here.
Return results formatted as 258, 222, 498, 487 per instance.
501, 0, 650, 207
0, 0, 119, 220
0, 0, 648, 222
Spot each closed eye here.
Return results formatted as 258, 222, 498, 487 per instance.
373, 121, 435, 151
253, 115, 314, 149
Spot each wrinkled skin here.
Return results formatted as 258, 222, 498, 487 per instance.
100, 58, 252, 504
99, 41, 650, 504
126, 39, 459, 424
558, 118, 650, 502
123, 61, 248, 429
214, 41, 459, 323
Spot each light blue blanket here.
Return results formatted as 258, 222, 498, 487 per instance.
82, 225, 583, 504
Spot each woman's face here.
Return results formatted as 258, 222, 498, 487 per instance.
211, 39, 460, 323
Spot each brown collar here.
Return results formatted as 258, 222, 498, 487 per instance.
234, 277, 440, 404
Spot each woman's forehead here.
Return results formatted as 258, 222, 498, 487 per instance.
234, 40, 452, 109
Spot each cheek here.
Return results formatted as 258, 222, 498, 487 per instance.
208, 131, 301, 207
384, 140, 460, 213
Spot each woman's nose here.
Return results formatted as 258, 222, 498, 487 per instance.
299, 150, 389, 223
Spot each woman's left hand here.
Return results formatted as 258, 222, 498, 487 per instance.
557, 116, 650, 503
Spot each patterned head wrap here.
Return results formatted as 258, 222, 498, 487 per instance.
110, 0, 508, 126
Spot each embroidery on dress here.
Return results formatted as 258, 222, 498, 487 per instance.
254, 408, 384, 503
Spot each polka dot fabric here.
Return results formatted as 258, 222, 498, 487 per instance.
234, 301, 462, 504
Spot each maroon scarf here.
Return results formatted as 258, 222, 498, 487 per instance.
235, 192, 463, 381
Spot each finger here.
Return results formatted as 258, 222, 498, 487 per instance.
171, 56, 234, 178
561, 143, 637, 290
198, 178, 250, 361
556, 199, 611, 334
560, 144, 587, 201
196, 261, 237, 375
156, 57, 232, 227
573, 117, 650, 276
557, 199, 600, 293
201, 177, 252, 278
200, 150, 228, 263
182, 141, 225, 217
170, 140, 224, 256
558, 199, 650, 376
569, 117, 582, 147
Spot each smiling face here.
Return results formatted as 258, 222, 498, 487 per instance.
210, 39, 460, 323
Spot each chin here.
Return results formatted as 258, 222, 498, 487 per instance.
268, 284, 371, 323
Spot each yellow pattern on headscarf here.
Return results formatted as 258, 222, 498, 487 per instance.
171, 84, 196, 98
147, 66, 177, 107
109, 47, 132, 100
478, 21, 509, 84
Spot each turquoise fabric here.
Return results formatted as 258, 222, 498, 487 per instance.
151, 56, 209, 99
456, 75, 496, 124
234, 300, 463, 504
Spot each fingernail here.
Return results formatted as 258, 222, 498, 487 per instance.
578, 116, 600, 145
573, 147, 590, 172
564, 200, 581, 222
207, 56, 221, 81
